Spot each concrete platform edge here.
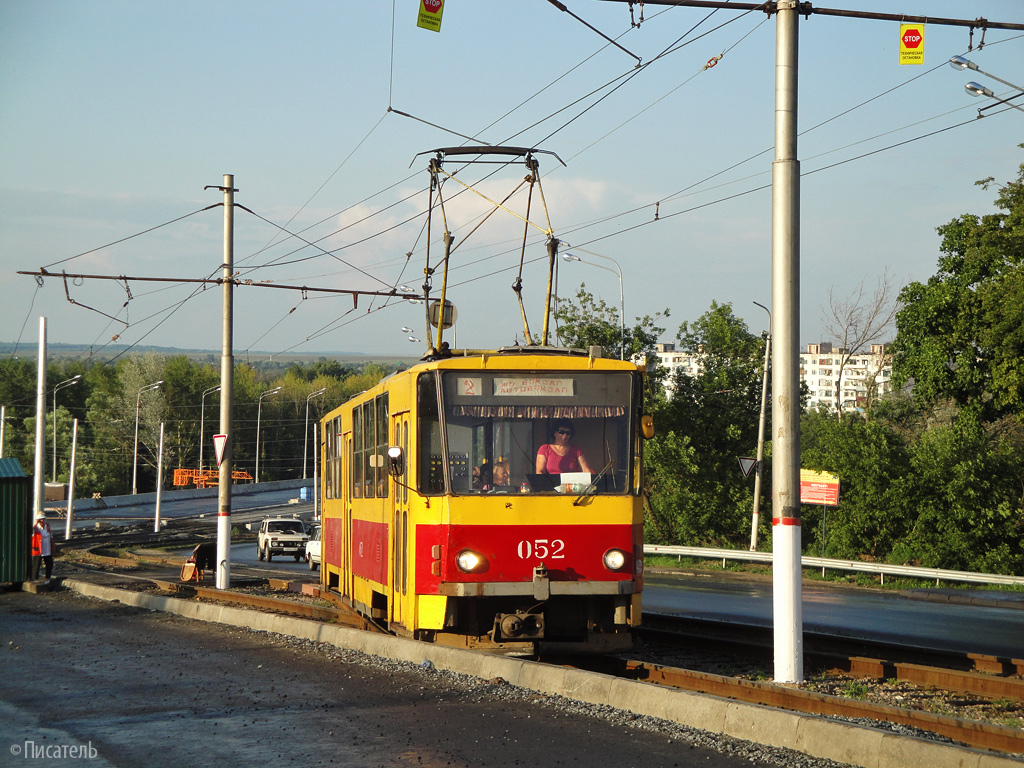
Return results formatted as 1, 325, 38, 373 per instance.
60, 579, 1023, 768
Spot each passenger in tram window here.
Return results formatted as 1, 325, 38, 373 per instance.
535, 419, 594, 475
472, 458, 511, 491
472, 461, 492, 490
492, 459, 510, 487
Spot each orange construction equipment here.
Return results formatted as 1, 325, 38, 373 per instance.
173, 468, 253, 488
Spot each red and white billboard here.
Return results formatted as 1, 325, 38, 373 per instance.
800, 469, 840, 506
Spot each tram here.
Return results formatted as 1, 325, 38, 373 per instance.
318, 346, 649, 653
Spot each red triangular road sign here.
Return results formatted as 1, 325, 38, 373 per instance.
213, 434, 228, 467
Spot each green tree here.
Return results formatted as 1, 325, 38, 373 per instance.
652, 302, 767, 547
800, 410, 914, 559
554, 283, 668, 406
0, 358, 40, 469
892, 157, 1024, 422
897, 410, 1024, 574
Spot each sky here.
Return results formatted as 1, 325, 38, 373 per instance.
1, 1, 1022, 361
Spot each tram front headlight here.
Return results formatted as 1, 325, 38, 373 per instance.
455, 549, 488, 574
603, 548, 627, 572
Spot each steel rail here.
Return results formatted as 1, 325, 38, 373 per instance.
614, 659, 1024, 755
640, 614, 1024, 694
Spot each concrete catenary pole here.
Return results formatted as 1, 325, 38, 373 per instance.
154, 422, 165, 533
65, 419, 78, 540
216, 174, 236, 590
33, 317, 47, 519
313, 422, 319, 521
771, 0, 804, 683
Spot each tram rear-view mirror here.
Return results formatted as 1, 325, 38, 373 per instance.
387, 446, 405, 477
641, 414, 655, 440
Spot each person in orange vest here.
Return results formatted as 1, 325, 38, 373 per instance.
31, 512, 54, 581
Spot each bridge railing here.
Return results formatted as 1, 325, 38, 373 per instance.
643, 544, 1024, 587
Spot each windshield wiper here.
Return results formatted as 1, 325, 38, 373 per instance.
573, 460, 614, 506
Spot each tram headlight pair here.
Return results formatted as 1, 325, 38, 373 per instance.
603, 548, 627, 572
455, 549, 489, 574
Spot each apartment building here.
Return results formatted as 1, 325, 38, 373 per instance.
651, 341, 893, 412
801, 342, 892, 412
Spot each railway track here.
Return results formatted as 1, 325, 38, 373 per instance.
639, 613, 1024, 697
563, 653, 1024, 755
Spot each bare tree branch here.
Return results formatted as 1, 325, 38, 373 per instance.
821, 268, 900, 414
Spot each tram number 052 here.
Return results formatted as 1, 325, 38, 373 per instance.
517, 539, 565, 559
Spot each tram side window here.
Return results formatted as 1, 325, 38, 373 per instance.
324, 417, 334, 499
376, 394, 388, 499
362, 401, 374, 498
417, 372, 444, 494
332, 416, 343, 499
352, 406, 363, 498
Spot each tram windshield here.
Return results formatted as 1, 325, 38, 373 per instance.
426, 370, 636, 495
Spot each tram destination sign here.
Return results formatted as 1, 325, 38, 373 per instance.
493, 377, 575, 397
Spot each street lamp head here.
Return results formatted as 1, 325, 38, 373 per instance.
408, 336, 421, 343
55, 374, 83, 392
965, 81, 994, 98
401, 327, 414, 333
949, 55, 979, 72
561, 253, 581, 263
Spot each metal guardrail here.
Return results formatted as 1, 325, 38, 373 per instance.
643, 544, 1024, 587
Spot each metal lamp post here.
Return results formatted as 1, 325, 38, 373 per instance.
561, 250, 625, 359
255, 386, 282, 484
199, 385, 221, 472
132, 380, 164, 495
52, 374, 81, 482
750, 302, 772, 551
303, 387, 326, 479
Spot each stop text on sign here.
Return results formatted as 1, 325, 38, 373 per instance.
902, 29, 922, 47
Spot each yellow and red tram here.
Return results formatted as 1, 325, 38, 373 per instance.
319, 346, 647, 654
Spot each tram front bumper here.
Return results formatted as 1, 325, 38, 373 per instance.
436, 580, 637, 597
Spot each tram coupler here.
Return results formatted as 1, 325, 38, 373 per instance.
533, 564, 550, 601
495, 611, 545, 640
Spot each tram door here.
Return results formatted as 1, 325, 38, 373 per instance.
390, 415, 409, 627
344, 434, 353, 600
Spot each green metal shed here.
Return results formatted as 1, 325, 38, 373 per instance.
0, 458, 31, 585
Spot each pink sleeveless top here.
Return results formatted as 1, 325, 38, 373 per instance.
537, 444, 585, 474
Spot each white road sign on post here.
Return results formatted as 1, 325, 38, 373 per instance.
213, 434, 228, 467
738, 456, 758, 478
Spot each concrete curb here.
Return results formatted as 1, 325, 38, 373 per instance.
61, 579, 1023, 768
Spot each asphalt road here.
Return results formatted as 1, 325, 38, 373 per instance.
1, 589, 784, 768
